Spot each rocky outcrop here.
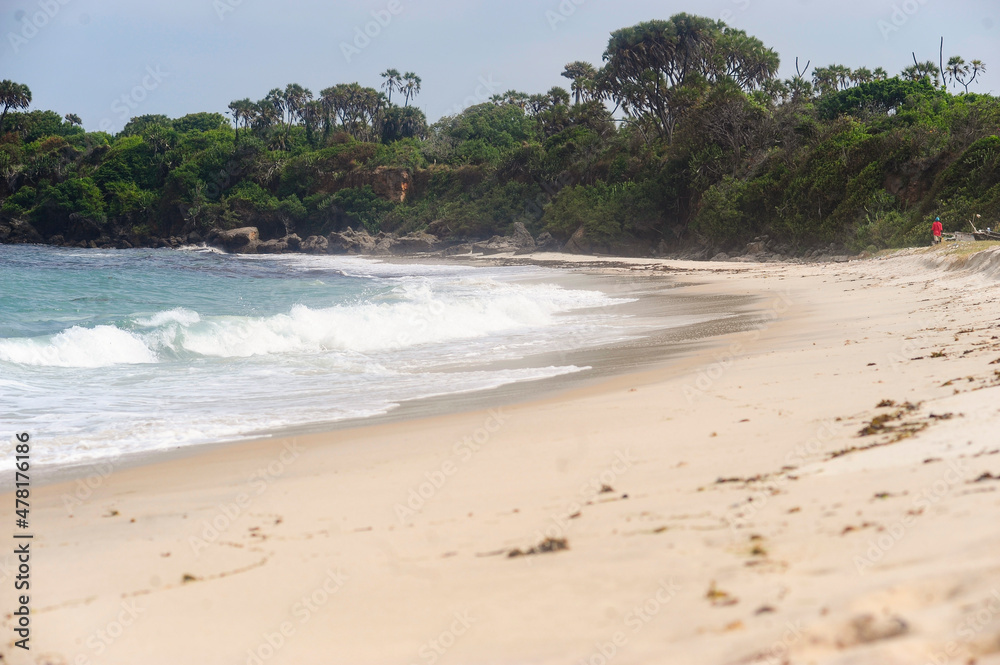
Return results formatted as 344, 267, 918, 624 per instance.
470, 223, 539, 255
336, 167, 411, 203
372, 231, 439, 255
300, 235, 329, 254
328, 228, 376, 254
563, 226, 592, 254
534, 232, 559, 252
208, 227, 260, 253
0, 218, 44, 244
509, 222, 536, 253
391, 232, 439, 254
258, 238, 289, 254
472, 236, 514, 255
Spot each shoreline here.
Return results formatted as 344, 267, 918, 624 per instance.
15, 261, 761, 491
4, 247, 1000, 664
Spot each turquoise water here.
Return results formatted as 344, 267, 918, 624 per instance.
0, 245, 632, 468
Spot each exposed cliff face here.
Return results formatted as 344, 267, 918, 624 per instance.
323, 166, 411, 203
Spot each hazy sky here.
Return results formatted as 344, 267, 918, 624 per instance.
2, 0, 997, 132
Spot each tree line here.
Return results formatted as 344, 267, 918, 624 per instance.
0, 13, 996, 255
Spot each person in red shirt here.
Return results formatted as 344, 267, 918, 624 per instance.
932, 217, 943, 244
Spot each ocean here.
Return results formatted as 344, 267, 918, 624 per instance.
0, 245, 645, 471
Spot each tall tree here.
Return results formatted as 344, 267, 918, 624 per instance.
380, 68, 402, 105
227, 98, 254, 141
945, 56, 969, 90
561, 61, 598, 105
64, 113, 82, 126
0, 80, 32, 135
599, 15, 778, 143
902, 60, 941, 85
852, 67, 874, 85
401, 72, 422, 107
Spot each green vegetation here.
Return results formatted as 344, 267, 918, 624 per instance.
0, 15, 997, 255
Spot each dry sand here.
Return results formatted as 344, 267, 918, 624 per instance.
4, 244, 1000, 665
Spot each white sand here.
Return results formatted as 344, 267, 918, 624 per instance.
4, 244, 1000, 665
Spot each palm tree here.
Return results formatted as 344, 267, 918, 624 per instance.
872, 67, 889, 81
851, 67, 873, 85
811, 66, 839, 95
0, 80, 32, 135
401, 72, 421, 107
227, 98, 253, 141
64, 113, 82, 126
380, 68, 402, 105
901, 61, 940, 84
945, 56, 969, 90
784, 76, 814, 103
282, 83, 312, 144
831, 64, 853, 90
561, 61, 598, 105
968, 59, 987, 91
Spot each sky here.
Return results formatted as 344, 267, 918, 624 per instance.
1, 0, 997, 133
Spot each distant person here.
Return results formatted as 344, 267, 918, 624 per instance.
932, 217, 943, 244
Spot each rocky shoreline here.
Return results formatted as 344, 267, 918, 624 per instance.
0, 214, 858, 264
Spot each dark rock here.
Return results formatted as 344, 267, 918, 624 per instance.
473, 236, 515, 255
284, 234, 301, 250
2, 219, 44, 244
186, 231, 203, 244
258, 239, 290, 254
300, 235, 329, 254
48, 234, 65, 246
535, 231, 559, 252
328, 228, 376, 254
426, 219, 453, 239
373, 233, 397, 255
390, 232, 439, 254
509, 221, 535, 251
212, 227, 260, 253
443, 243, 472, 256
563, 226, 592, 254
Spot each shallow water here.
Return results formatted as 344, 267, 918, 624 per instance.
0, 245, 655, 469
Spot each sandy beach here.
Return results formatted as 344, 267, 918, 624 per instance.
4, 244, 1000, 665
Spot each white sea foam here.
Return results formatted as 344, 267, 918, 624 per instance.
0, 325, 157, 368
135, 307, 201, 327
0, 279, 616, 367
0, 249, 653, 472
